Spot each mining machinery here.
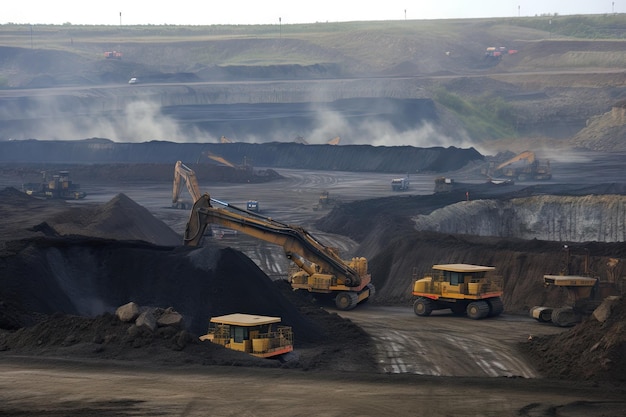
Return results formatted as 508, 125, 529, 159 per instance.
172, 161, 202, 209
484, 150, 552, 181
412, 264, 504, 319
22, 170, 86, 200
530, 249, 622, 327
184, 193, 374, 310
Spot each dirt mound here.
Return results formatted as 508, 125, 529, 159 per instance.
522, 296, 626, 383
0, 189, 377, 371
0, 287, 376, 372
49, 193, 181, 245
572, 107, 626, 152
0, 140, 484, 174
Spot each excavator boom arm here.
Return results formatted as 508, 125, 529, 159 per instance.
184, 194, 363, 287
173, 161, 202, 204
495, 151, 535, 171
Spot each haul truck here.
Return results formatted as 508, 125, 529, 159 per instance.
412, 264, 504, 319
200, 313, 293, 359
184, 193, 375, 310
530, 256, 622, 327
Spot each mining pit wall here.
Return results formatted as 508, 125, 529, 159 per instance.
412, 195, 626, 243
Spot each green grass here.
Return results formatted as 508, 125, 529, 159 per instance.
510, 14, 626, 39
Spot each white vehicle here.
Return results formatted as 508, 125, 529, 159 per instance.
391, 176, 409, 191
128, 77, 137, 84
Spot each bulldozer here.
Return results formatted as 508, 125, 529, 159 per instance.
412, 264, 504, 319
530, 249, 622, 327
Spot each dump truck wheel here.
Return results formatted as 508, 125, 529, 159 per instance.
467, 301, 489, 319
413, 297, 433, 316
551, 307, 578, 327
487, 297, 504, 317
335, 292, 358, 310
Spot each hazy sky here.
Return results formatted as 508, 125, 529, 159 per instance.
3, 1, 619, 25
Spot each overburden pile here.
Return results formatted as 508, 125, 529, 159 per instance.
0, 189, 377, 370
0, 139, 483, 174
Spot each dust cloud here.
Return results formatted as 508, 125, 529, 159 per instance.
1, 93, 472, 148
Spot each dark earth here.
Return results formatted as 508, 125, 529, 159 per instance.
2, 16, 626, 417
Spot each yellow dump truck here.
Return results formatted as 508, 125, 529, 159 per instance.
412, 264, 504, 319
200, 313, 293, 359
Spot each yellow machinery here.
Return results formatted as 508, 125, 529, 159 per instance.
205, 152, 252, 173
485, 150, 552, 181
530, 275, 599, 327
412, 264, 504, 319
172, 161, 202, 209
530, 256, 622, 327
184, 193, 374, 310
22, 170, 86, 200
200, 313, 293, 359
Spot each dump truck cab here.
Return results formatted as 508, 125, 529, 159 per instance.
412, 264, 504, 319
199, 313, 293, 358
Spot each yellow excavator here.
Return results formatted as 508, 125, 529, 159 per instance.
183, 193, 375, 310
485, 150, 552, 181
172, 161, 202, 210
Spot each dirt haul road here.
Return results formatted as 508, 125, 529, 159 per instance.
2, 166, 626, 416
1, 303, 624, 417
337, 306, 564, 377
2, 356, 625, 417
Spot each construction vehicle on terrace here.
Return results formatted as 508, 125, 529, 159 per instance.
22, 170, 86, 200
172, 161, 202, 209
184, 193, 375, 310
412, 264, 504, 319
433, 177, 456, 193
313, 190, 336, 211
104, 50, 122, 59
199, 313, 293, 359
246, 200, 260, 212
391, 175, 410, 191
483, 150, 551, 181
530, 248, 622, 327
204, 152, 253, 173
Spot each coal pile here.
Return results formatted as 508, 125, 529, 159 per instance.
522, 296, 626, 383
0, 188, 377, 370
0, 139, 483, 174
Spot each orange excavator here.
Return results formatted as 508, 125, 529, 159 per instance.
487, 151, 552, 181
